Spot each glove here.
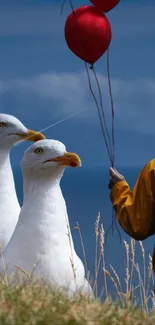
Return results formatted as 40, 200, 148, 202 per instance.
108, 167, 125, 189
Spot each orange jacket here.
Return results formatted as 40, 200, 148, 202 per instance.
110, 159, 155, 241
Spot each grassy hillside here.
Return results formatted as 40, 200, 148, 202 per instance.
0, 282, 155, 325
0, 214, 155, 324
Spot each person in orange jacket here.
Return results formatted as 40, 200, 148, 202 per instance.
109, 160, 155, 271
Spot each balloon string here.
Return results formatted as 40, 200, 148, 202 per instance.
105, 208, 122, 244
105, 48, 122, 243
107, 48, 115, 167
62, 0, 121, 240
60, 0, 68, 15
85, 62, 113, 165
61, 0, 115, 167
60, 0, 74, 16
69, 0, 75, 12
86, 61, 121, 241
91, 65, 113, 165
60, 0, 74, 15
63, 0, 113, 165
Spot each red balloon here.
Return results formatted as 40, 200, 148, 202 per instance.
90, 0, 120, 12
65, 6, 112, 65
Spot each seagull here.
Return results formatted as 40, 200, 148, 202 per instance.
1, 139, 93, 297
0, 113, 45, 252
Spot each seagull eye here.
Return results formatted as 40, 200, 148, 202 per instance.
0, 122, 7, 127
34, 147, 44, 155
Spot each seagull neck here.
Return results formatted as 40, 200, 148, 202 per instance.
0, 146, 18, 199
0, 146, 13, 179
0, 146, 11, 167
22, 171, 74, 249
22, 172, 73, 228
23, 171, 64, 202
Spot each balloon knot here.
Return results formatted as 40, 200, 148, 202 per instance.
90, 65, 93, 70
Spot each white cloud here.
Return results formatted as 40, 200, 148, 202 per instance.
0, 71, 155, 135
0, 72, 90, 120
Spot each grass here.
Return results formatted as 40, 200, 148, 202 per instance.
0, 213, 155, 324
1, 282, 155, 325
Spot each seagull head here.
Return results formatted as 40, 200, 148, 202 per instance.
0, 114, 45, 147
21, 139, 81, 178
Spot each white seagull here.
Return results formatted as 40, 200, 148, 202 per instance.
1, 139, 93, 297
0, 113, 45, 252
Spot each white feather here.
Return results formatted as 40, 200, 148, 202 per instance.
1, 139, 93, 297
0, 114, 30, 251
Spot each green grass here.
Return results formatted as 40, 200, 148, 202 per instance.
0, 214, 155, 324
0, 282, 155, 325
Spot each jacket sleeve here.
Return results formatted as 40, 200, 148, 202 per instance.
110, 159, 155, 240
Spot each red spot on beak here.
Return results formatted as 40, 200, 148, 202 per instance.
70, 161, 77, 168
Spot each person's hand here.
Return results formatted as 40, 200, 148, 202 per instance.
108, 167, 125, 189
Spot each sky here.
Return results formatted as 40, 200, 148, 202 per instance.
1, 0, 155, 168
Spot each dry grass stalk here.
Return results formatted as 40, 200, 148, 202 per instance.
139, 241, 146, 305
74, 222, 88, 280
66, 221, 77, 285
129, 238, 135, 294
0, 246, 8, 286
104, 268, 123, 303
73, 215, 155, 311
94, 213, 100, 297
100, 223, 108, 297
14, 266, 30, 278
146, 255, 153, 298
136, 262, 145, 308
93, 221, 107, 297
110, 264, 122, 293
123, 240, 130, 298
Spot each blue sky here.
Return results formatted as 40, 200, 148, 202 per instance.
1, 0, 155, 167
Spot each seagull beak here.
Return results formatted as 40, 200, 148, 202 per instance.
46, 152, 81, 168
16, 129, 45, 142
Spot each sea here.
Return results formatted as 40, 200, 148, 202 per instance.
13, 166, 155, 307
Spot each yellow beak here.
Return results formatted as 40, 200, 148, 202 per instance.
45, 152, 81, 168
16, 129, 45, 142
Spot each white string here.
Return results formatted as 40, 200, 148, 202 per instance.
15, 108, 86, 147
38, 109, 84, 135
